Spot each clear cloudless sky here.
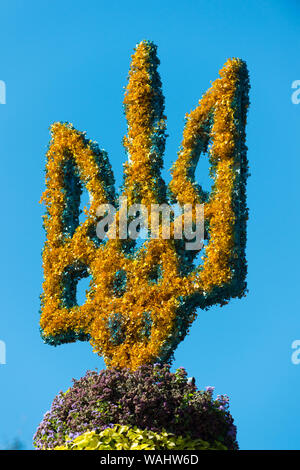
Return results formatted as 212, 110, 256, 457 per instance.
0, 0, 299, 450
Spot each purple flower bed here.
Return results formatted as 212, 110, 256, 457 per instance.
33, 364, 238, 449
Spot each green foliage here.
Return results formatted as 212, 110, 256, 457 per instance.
54, 424, 228, 451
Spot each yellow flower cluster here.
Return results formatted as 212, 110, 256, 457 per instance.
170, 58, 248, 292
40, 42, 249, 370
123, 41, 166, 207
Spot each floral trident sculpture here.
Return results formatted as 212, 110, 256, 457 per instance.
40, 41, 250, 370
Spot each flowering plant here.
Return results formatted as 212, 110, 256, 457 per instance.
39, 40, 250, 369
33, 365, 238, 450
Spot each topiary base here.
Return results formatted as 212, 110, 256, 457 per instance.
34, 364, 238, 450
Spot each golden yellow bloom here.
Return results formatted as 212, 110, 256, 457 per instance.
40, 43, 249, 370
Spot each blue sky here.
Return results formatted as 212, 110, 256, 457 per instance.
0, 0, 299, 450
